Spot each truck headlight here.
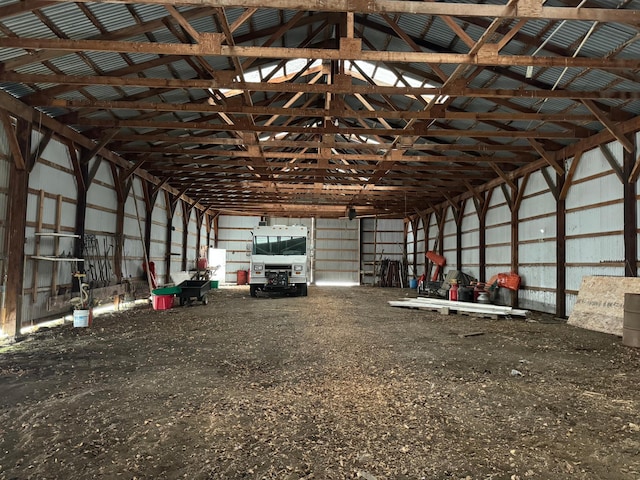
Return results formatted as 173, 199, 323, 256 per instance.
254, 263, 263, 272
294, 265, 303, 272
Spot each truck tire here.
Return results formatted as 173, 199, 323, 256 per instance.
298, 283, 308, 297
250, 284, 260, 297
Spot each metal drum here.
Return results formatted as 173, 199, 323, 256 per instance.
623, 293, 640, 348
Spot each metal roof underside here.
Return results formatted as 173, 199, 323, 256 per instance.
0, 0, 639, 218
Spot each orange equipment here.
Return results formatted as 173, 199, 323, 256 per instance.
426, 251, 446, 282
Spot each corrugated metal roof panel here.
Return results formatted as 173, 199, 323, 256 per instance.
82, 3, 139, 31
1, 11, 56, 38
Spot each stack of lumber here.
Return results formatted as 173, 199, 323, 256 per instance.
388, 297, 529, 319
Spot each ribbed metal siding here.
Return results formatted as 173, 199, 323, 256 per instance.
361, 219, 403, 286
460, 199, 480, 280
485, 188, 511, 279
170, 202, 184, 276
565, 145, 625, 316
518, 169, 558, 313
216, 215, 260, 284
416, 217, 426, 277
442, 207, 457, 271
406, 222, 415, 278
150, 191, 168, 284
122, 179, 146, 281
315, 218, 359, 284
186, 207, 198, 271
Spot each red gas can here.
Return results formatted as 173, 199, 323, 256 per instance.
449, 281, 459, 301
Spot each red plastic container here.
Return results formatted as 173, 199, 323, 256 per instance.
152, 294, 174, 310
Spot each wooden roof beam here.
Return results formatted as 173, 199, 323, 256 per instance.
1, 37, 638, 70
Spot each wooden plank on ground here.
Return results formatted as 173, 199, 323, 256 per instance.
567, 275, 640, 337
389, 297, 528, 317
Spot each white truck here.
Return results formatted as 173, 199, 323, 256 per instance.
248, 224, 309, 297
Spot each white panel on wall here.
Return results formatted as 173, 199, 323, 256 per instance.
460, 199, 479, 279
150, 191, 168, 284
122, 178, 146, 280
427, 212, 438, 251
315, 218, 359, 284
564, 144, 626, 317
485, 187, 511, 277
217, 215, 260, 283
407, 222, 415, 277
441, 206, 457, 271
416, 217, 426, 277
170, 202, 184, 275
186, 207, 198, 271
360, 218, 403, 285
574, 141, 623, 183
517, 168, 559, 314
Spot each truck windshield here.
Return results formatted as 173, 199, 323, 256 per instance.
253, 236, 306, 255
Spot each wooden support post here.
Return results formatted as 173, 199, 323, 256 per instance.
181, 201, 191, 272
510, 185, 519, 308
624, 134, 637, 277
69, 142, 88, 273
2, 118, 30, 339
110, 163, 132, 283
213, 213, 219, 249
556, 173, 567, 318
195, 209, 203, 265
455, 202, 463, 271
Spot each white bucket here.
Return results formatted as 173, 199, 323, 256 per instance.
73, 309, 90, 328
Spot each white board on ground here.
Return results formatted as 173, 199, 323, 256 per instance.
568, 276, 640, 337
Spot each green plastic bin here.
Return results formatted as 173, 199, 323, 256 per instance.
152, 286, 181, 296
210, 280, 219, 289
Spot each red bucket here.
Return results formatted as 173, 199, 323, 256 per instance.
152, 294, 174, 310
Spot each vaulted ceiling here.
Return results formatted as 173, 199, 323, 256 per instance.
1, 0, 639, 218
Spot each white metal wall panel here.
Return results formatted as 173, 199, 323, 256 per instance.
360, 218, 404, 285
122, 178, 146, 280
150, 192, 168, 284
199, 220, 208, 259
442, 206, 457, 271
315, 218, 359, 284
564, 147, 625, 315
185, 207, 198, 271
360, 218, 377, 285
29, 143, 76, 198
86, 158, 117, 228
485, 188, 512, 278
416, 217, 426, 277
407, 221, 415, 278
217, 215, 260, 283
428, 212, 438, 251
22, 136, 81, 324
518, 169, 558, 313
269, 217, 313, 229
460, 199, 480, 280
84, 159, 118, 289
170, 202, 185, 275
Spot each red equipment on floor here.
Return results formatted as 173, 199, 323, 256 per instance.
426, 251, 446, 282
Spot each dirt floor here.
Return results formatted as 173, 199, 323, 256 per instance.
1, 286, 640, 480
